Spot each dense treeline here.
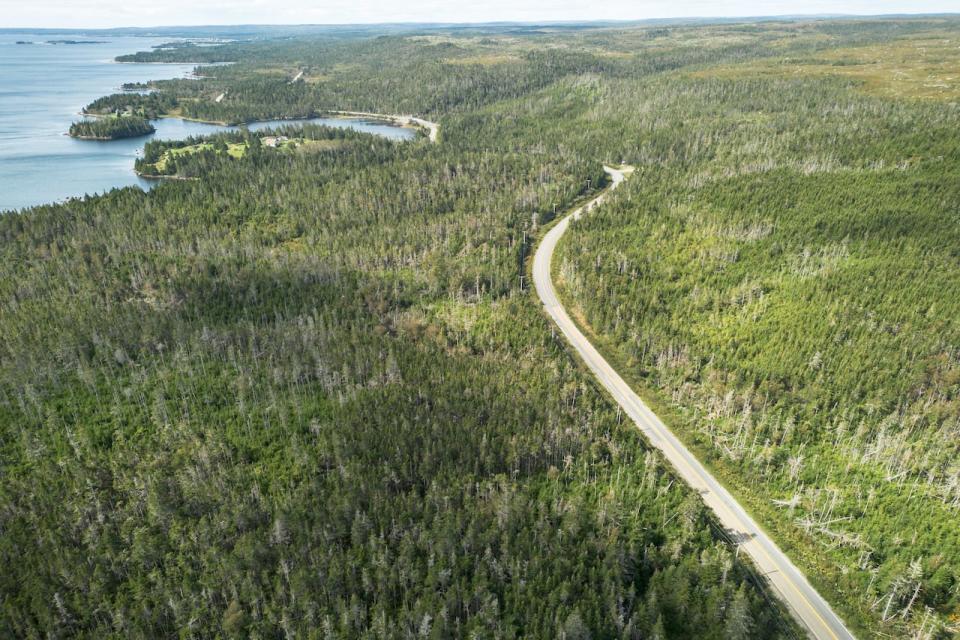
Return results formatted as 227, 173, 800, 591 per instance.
117, 42, 243, 63
68, 116, 155, 140
136, 131, 246, 175
105, 17, 959, 125
5, 15, 960, 639
548, 25, 960, 639
0, 64, 797, 637
135, 124, 370, 176
83, 92, 179, 119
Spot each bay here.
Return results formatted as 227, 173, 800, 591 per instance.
0, 32, 413, 212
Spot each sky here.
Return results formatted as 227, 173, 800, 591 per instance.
1, 0, 957, 29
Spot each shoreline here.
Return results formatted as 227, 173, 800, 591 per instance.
155, 111, 436, 139
68, 131, 155, 141
68, 115, 156, 140
68, 109, 429, 148
135, 170, 196, 181
131, 110, 438, 181
114, 60, 217, 65
328, 110, 439, 142
64, 105, 437, 193
156, 113, 234, 126
78, 106, 436, 141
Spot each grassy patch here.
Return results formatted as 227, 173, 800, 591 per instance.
144, 136, 344, 175
692, 32, 960, 101
443, 54, 520, 66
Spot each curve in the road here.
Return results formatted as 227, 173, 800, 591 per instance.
533, 165, 855, 640
329, 110, 439, 143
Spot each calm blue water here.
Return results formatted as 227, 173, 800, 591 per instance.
0, 33, 413, 212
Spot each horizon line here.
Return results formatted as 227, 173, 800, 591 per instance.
3, 11, 959, 32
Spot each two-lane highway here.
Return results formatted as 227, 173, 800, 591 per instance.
533, 165, 855, 640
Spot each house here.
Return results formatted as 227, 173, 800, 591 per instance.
262, 136, 289, 148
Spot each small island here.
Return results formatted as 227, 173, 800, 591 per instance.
47, 40, 106, 45
68, 116, 156, 140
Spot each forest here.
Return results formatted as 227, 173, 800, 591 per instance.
3, 15, 960, 640
134, 125, 364, 177
68, 116, 156, 140
82, 92, 179, 120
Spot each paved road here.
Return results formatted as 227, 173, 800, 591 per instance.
532, 165, 855, 640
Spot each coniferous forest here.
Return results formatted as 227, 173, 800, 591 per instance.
68, 116, 156, 140
2, 16, 960, 639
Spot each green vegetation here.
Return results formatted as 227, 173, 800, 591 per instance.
137, 135, 248, 177
4, 15, 960, 639
68, 116, 155, 140
117, 42, 244, 63
1, 27, 804, 639
552, 21, 960, 640
82, 92, 178, 120
135, 126, 349, 177
689, 29, 960, 101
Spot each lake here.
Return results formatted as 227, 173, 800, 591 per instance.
0, 32, 414, 212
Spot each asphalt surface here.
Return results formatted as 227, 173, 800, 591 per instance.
532, 165, 856, 640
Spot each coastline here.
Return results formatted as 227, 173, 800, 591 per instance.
114, 60, 214, 65
135, 170, 196, 181
64, 110, 427, 183
156, 113, 234, 126
79, 111, 234, 127
328, 110, 439, 141
68, 131, 156, 141
78, 85, 434, 138
68, 116, 156, 140
78, 111, 431, 136
155, 111, 434, 138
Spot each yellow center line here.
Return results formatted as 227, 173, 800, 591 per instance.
630, 357, 842, 640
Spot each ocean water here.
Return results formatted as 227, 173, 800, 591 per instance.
0, 33, 413, 212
